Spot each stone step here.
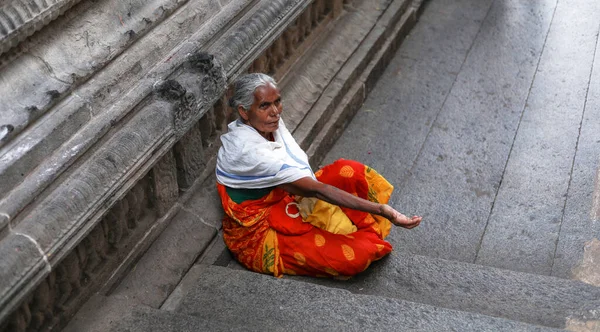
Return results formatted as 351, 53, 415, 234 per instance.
114, 303, 556, 332
63, 293, 251, 332
154, 264, 559, 332
291, 251, 600, 330
111, 306, 252, 332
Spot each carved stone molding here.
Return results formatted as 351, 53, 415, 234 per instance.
248, 0, 338, 80
0, 1, 245, 237
0, 0, 82, 55
0, 0, 406, 330
214, 0, 312, 79
154, 53, 227, 139
0, 0, 191, 147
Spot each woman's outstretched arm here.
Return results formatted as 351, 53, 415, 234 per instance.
278, 177, 422, 229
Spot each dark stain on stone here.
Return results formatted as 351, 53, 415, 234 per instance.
126, 30, 136, 40
155, 80, 186, 101
46, 90, 60, 99
187, 53, 214, 72
70, 73, 82, 84
131, 61, 143, 75
143, 17, 152, 25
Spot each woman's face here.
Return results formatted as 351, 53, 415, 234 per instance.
239, 83, 282, 139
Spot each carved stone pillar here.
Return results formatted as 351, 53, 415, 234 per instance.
150, 150, 178, 217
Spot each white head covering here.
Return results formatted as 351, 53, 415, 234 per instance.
216, 118, 315, 189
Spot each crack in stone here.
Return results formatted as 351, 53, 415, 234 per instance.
30, 52, 72, 85
14, 231, 52, 274
181, 206, 217, 230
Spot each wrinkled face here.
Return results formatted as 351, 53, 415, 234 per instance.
239, 83, 282, 139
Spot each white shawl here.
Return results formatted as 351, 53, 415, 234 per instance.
216, 118, 315, 189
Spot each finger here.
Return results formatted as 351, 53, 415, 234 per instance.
400, 220, 417, 228
405, 219, 421, 228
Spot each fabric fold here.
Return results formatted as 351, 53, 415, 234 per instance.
216, 118, 315, 188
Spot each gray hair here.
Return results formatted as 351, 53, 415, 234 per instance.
228, 73, 278, 110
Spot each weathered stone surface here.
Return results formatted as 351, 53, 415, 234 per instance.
0, 0, 191, 145
153, 52, 227, 139
171, 265, 559, 331
282, 0, 391, 132
214, 0, 312, 79
305, 0, 420, 164
11, 105, 173, 255
173, 125, 205, 190
552, 13, 600, 278
195, 231, 231, 267
151, 150, 179, 217
321, 0, 491, 170
112, 306, 250, 332
290, 0, 407, 147
0, 234, 46, 320
160, 265, 210, 312
112, 209, 217, 308
1, 49, 225, 325
181, 176, 223, 230
0, 0, 337, 327
326, 0, 529, 263
0, 0, 233, 226
475, 0, 600, 275
297, 251, 600, 329
0, 96, 91, 199
0, 0, 82, 55
248, 0, 334, 80
62, 294, 142, 332
399, 0, 556, 262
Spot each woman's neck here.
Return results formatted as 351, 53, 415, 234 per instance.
241, 120, 274, 141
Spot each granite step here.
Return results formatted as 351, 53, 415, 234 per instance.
63, 294, 252, 332
111, 306, 253, 332
149, 264, 560, 332
291, 251, 600, 330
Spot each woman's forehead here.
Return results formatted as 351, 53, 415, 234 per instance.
254, 84, 280, 101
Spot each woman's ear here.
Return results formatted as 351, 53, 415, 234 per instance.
238, 105, 249, 121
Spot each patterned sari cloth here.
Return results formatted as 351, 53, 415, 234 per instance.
216, 119, 393, 278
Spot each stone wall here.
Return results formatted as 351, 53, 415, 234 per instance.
0, 0, 352, 330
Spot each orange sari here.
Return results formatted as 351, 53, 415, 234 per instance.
218, 159, 393, 278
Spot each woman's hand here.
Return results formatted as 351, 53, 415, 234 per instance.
380, 204, 422, 229
279, 178, 422, 229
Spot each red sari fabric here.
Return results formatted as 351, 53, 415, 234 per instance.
218, 159, 393, 278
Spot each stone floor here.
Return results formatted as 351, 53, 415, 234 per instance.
322, 0, 600, 278
62, 1, 600, 331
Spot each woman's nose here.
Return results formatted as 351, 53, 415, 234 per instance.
271, 104, 280, 115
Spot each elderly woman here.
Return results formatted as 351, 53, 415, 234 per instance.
216, 73, 421, 278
